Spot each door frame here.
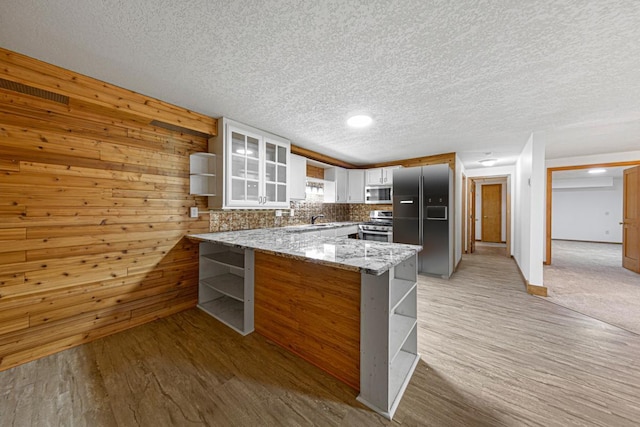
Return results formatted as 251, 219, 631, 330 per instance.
545, 160, 640, 265
468, 176, 510, 256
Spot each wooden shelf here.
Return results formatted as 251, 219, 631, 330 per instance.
198, 297, 244, 333
202, 251, 245, 269
200, 274, 244, 302
389, 278, 416, 312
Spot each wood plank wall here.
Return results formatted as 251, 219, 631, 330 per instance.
0, 48, 216, 371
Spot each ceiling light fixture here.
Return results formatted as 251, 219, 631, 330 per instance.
478, 159, 497, 167
478, 153, 498, 167
347, 115, 372, 128
588, 168, 606, 174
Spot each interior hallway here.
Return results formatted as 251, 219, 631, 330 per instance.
1, 249, 639, 426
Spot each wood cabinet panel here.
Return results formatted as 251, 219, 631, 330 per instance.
0, 48, 212, 371
254, 251, 361, 391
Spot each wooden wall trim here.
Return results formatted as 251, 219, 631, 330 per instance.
526, 284, 548, 297
291, 144, 357, 169
306, 164, 324, 179
0, 48, 217, 136
364, 152, 456, 169
0, 48, 210, 371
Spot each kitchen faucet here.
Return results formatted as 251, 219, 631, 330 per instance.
311, 214, 325, 224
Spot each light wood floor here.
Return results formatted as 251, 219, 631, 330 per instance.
2, 247, 640, 426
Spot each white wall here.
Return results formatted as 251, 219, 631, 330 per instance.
513, 133, 545, 287
455, 155, 465, 267
475, 181, 507, 241
552, 178, 623, 243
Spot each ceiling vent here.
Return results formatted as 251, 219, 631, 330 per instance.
149, 119, 211, 139
0, 78, 69, 105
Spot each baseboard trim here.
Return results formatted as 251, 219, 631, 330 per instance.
513, 257, 548, 297
526, 283, 548, 297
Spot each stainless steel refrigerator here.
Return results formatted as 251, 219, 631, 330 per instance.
393, 164, 454, 278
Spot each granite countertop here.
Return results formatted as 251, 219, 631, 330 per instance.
187, 226, 421, 276
279, 221, 361, 232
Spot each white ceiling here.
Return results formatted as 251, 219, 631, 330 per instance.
1, 1, 640, 168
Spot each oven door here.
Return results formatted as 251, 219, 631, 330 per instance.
358, 229, 392, 242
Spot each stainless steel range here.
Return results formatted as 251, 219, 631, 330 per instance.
358, 210, 393, 242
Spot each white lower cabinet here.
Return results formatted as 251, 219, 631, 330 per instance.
358, 253, 419, 419
198, 242, 254, 335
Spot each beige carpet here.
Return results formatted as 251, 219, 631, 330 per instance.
544, 240, 640, 335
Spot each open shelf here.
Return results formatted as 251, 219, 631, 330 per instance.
198, 296, 244, 332
190, 174, 217, 196
389, 278, 416, 312
190, 153, 217, 196
200, 274, 244, 302
389, 349, 420, 410
190, 152, 217, 174
389, 314, 417, 362
202, 251, 245, 269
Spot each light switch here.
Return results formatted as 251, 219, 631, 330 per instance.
190, 207, 198, 218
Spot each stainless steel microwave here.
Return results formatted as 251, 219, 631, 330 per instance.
365, 186, 392, 204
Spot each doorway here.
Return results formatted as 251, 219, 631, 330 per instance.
467, 176, 510, 256
543, 163, 640, 333
545, 161, 640, 265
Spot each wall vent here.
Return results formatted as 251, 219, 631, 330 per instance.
0, 78, 69, 105
150, 120, 211, 139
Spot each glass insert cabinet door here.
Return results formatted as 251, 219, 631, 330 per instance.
263, 139, 289, 204
228, 126, 262, 206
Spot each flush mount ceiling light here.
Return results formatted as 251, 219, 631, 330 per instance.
478, 153, 498, 167
347, 114, 372, 128
588, 168, 606, 174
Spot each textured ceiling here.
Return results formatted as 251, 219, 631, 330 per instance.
1, 0, 640, 168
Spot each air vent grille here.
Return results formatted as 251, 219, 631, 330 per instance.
149, 120, 211, 139
0, 78, 69, 104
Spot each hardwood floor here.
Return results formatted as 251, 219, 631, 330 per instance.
2, 248, 640, 426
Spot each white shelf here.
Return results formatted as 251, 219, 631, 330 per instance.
190, 152, 217, 174
202, 251, 245, 269
389, 350, 420, 414
389, 314, 417, 362
200, 274, 244, 302
389, 278, 416, 312
190, 174, 217, 196
198, 296, 244, 332
190, 153, 217, 196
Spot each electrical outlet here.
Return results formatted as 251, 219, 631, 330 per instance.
275, 210, 282, 217
290, 209, 295, 217
190, 207, 198, 218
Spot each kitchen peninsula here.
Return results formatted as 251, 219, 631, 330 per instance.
188, 226, 421, 419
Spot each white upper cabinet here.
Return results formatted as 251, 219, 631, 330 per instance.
366, 166, 400, 186
325, 167, 348, 203
289, 153, 306, 200
209, 118, 290, 209
347, 169, 365, 203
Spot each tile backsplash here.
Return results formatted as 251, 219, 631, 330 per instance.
208, 201, 393, 232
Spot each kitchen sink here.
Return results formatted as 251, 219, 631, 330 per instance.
283, 223, 337, 232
